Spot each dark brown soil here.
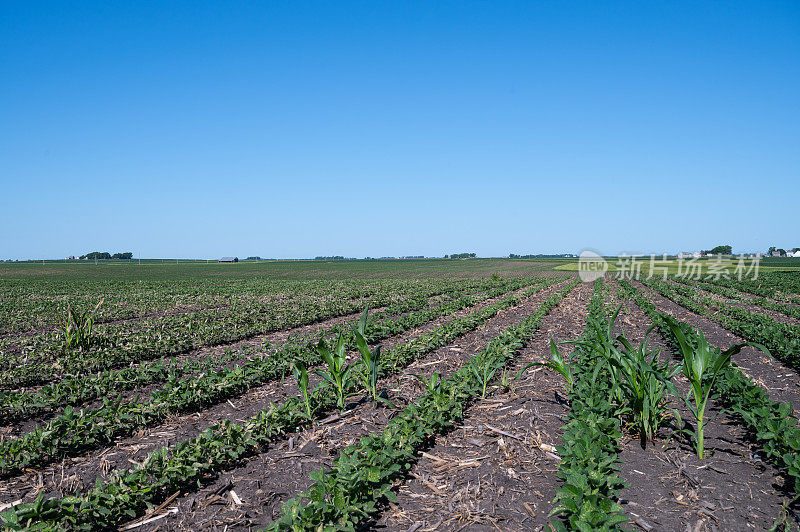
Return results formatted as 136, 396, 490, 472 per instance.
4, 276, 797, 531
693, 281, 800, 310
0, 300, 393, 437
0, 290, 475, 436
0, 303, 232, 342
372, 282, 592, 531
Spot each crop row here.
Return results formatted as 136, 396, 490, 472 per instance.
673, 277, 800, 322
0, 278, 542, 476
619, 280, 800, 498
1, 278, 463, 363
0, 279, 513, 425
701, 272, 800, 302
268, 281, 579, 530
642, 278, 800, 372
1, 278, 493, 388
548, 279, 628, 531
0, 277, 280, 336
0, 278, 393, 339
715, 369, 800, 495
0, 278, 572, 530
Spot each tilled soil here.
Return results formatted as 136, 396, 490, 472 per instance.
5, 276, 797, 531
0, 294, 378, 392
0, 292, 363, 364
692, 280, 800, 309
372, 282, 592, 531
0, 282, 565, 509
122, 280, 573, 530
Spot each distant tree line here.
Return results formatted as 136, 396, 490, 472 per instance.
445, 253, 476, 259
79, 251, 133, 260
700, 245, 733, 255
314, 256, 357, 261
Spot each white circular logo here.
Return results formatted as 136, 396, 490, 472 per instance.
578, 250, 608, 282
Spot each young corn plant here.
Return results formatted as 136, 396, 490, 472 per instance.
59, 298, 104, 351
665, 316, 757, 459
353, 309, 386, 406
516, 339, 575, 389
314, 334, 357, 412
499, 368, 514, 393
611, 330, 679, 447
586, 305, 627, 403
471, 352, 498, 398
292, 361, 312, 418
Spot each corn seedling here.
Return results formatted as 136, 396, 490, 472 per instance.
353, 309, 386, 406
472, 352, 498, 398
292, 361, 312, 418
516, 339, 575, 389
499, 368, 514, 393
314, 334, 357, 411
59, 298, 104, 351
611, 330, 679, 447
665, 316, 759, 458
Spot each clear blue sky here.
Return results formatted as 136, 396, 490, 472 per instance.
2, 1, 798, 259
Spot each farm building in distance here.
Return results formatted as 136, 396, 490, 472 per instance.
219, 257, 238, 263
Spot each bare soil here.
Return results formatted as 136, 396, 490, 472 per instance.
372, 282, 592, 531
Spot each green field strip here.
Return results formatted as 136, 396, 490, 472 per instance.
546, 279, 629, 531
